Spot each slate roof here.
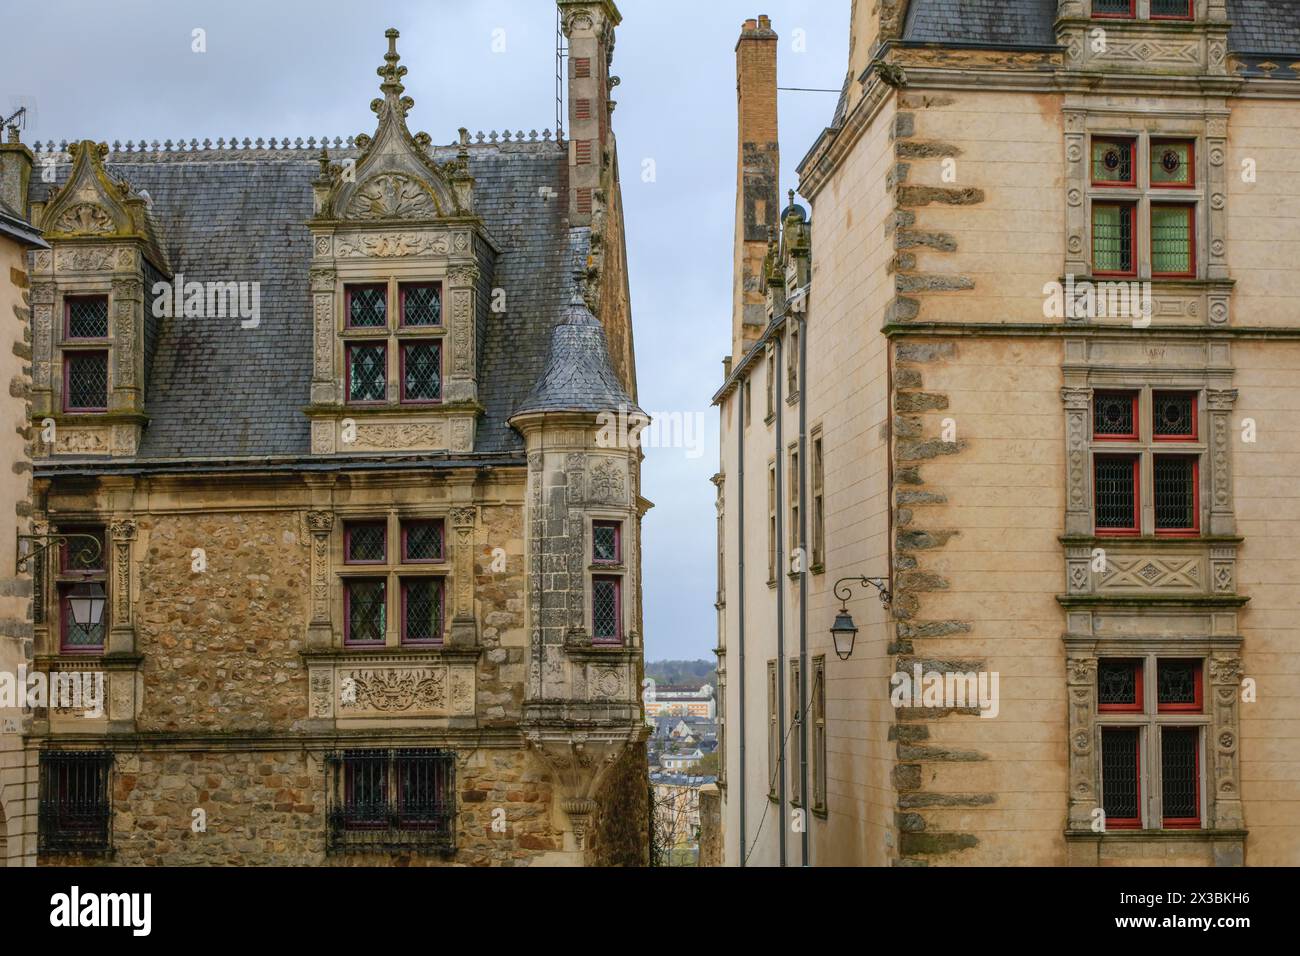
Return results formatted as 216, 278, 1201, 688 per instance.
901, 0, 1300, 55
28, 139, 583, 461
0, 198, 46, 248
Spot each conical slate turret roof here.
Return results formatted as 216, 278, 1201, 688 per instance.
512, 263, 643, 419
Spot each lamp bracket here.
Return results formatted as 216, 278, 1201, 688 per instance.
16, 531, 103, 573
832, 575, 891, 610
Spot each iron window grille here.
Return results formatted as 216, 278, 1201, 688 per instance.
347, 342, 387, 404
1092, 202, 1137, 277
65, 296, 109, 339
1100, 727, 1142, 828
345, 521, 387, 564
401, 519, 445, 563
63, 351, 108, 412
1093, 390, 1139, 440
1091, 137, 1136, 187
592, 575, 621, 644
1153, 391, 1198, 440
1093, 0, 1135, 17
400, 577, 445, 645
1153, 455, 1199, 534
1151, 204, 1196, 277
39, 750, 113, 854
400, 341, 442, 404
1151, 0, 1193, 20
1094, 454, 1140, 534
344, 578, 386, 646
399, 283, 442, 327
1161, 728, 1201, 827
346, 284, 388, 329
327, 749, 456, 854
1098, 659, 1143, 713
1157, 659, 1203, 713
592, 520, 621, 564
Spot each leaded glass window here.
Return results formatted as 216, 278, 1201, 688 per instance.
1158, 659, 1201, 711
592, 576, 620, 643
1094, 455, 1138, 532
401, 341, 441, 403
345, 522, 386, 563
1091, 138, 1135, 186
1093, 391, 1137, 440
1153, 391, 1196, 439
64, 351, 108, 411
1101, 727, 1141, 827
1151, 205, 1194, 276
66, 297, 108, 339
348, 343, 387, 403
347, 285, 388, 329
346, 579, 386, 645
1092, 203, 1135, 275
400, 284, 442, 327
1154, 455, 1197, 532
593, 521, 620, 564
401, 578, 444, 644
1161, 728, 1200, 825
1098, 659, 1141, 711
402, 520, 444, 563
1151, 140, 1194, 187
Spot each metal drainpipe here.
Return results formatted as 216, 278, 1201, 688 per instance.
797, 308, 810, 867
774, 332, 787, 868
736, 380, 748, 866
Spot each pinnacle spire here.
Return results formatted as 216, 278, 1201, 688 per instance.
378, 27, 407, 99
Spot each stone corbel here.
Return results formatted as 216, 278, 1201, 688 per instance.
306, 510, 335, 650
447, 506, 478, 648
1208, 655, 1244, 829
524, 729, 633, 853
1066, 656, 1099, 830
107, 518, 136, 655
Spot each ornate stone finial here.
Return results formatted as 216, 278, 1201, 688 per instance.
376, 27, 408, 106
788, 188, 796, 207
570, 255, 589, 306
317, 147, 330, 179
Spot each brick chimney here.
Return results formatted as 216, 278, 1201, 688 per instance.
559, 0, 622, 227
733, 15, 779, 365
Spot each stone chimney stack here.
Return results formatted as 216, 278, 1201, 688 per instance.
0, 123, 34, 220
559, 0, 622, 227
733, 15, 779, 365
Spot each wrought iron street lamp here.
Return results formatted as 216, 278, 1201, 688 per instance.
66, 580, 107, 629
829, 576, 891, 661
16, 531, 105, 627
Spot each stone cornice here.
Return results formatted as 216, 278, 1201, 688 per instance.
883, 322, 1300, 339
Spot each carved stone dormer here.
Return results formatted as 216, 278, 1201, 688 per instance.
307, 28, 493, 457
30, 140, 170, 459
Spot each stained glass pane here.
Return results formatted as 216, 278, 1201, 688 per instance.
593, 522, 619, 563
1094, 456, 1137, 530
346, 523, 386, 563
1094, 392, 1136, 438
1154, 392, 1196, 438
1151, 141, 1193, 185
67, 298, 108, 339
1098, 660, 1139, 708
348, 286, 387, 328
346, 580, 385, 644
592, 577, 619, 642
1162, 728, 1199, 822
1091, 139, 1134, 184
65, 352, 108, 410
402, 578, 443, 643
1102, 727, 1140, 823
1093, 204, 1133, 273
348, 344, 386, 402
402, 285, 442, 326
1154, 456, 1196, 530
1158, 660, 1199, 708
403, 521, 443, 562
1152, 206, 1193, 275
402, 342, 441, 402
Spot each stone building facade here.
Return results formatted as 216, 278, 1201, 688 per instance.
2, 0, 650, 867
715, 1, 1300, 866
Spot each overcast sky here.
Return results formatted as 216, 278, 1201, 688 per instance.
4, 0, 850, 662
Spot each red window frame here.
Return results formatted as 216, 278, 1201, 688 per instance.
1094, 454, 1140, 536
63, 295, 109, 341
1098, 658, 1144, 713
400, 519, 446, 564
399, 577, 445, 646
1090, 137, 1137, 188
592, 520, 622, 565
1091, 202, 1138, 278
399, 282, 442, 328
1150, 204, 1197, 278
1091, 0, 1136, 19
1101, 727, 1143, 829
1153, 455, 1200, 536
592, 575, 622, 645
399, 340, 442, 405
1161, 727, 1202, 828
1157, 659, 1204, 713
343, 578, 386, 647
1093, 390, 1140, 441
1152, 391, 1198, 441
1150, 139, 1196, 189
62, 350, 109, 413
1151, 0, 1194, 21
345, 342, 387, 406
343, 521, 387, 565
345, 283, 388, 330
